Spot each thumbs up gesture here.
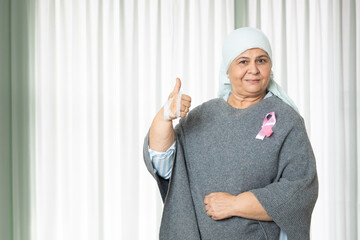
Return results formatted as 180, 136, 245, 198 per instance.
164, 78, 192, 120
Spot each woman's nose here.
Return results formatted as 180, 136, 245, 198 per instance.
248, 62, 260, 74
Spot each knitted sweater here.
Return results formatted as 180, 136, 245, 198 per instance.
143, 95, 318, 240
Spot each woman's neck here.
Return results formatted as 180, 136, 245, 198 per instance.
227, 91, 267, 109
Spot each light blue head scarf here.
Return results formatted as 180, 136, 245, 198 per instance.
218, 27, 298, 112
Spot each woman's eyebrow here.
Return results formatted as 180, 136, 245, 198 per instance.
257, 55, 270, 58
236, 56, 249, 61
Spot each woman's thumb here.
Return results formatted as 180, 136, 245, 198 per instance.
173, 78, 181, 93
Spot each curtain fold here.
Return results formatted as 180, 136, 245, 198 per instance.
11, 0, 36, 240
235, 0, 360, 239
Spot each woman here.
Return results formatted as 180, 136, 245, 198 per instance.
143, 27, 318, 240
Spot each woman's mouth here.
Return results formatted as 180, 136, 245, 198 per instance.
245, 79, 260, 84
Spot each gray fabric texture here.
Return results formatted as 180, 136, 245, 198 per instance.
143, 95, 318, 240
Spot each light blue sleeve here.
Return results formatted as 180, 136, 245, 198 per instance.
279, 230, 288, 240
148, 141, 176, 179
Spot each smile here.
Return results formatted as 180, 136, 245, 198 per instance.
245, 79, 260, 83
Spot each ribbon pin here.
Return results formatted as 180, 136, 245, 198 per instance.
256, 112, 276, 140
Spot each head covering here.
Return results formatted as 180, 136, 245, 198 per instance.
218, 27, 298, 112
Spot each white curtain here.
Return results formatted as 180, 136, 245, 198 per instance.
32, 0, 233, 239
236, 0, 360, 239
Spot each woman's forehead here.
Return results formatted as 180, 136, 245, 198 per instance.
238, 48, 270, 58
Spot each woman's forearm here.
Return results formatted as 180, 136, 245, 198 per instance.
233, 191, 272, 221
148, 107, 175, 152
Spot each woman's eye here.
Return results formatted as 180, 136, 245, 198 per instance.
257, 59, 267, 63
239, 60, 247, 64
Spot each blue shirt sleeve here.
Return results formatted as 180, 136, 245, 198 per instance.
148, 141, 176, 179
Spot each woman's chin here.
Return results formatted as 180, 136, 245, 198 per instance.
238, 87, 266, 96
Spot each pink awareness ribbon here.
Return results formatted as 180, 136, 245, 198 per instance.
256, 112, 276, 140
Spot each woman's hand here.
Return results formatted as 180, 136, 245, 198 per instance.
149, 78, 191, 151
203, 192, 237, 220
166, 78, 192, 120
204, 192, 272, 221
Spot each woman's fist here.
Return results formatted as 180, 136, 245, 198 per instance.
164, 78, 192, 120
204, 192, 237, 221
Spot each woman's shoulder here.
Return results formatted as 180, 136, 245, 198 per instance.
271, 96, 302, 115
267, 95, 305, 129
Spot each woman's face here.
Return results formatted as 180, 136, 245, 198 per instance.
227, 48, 271, 98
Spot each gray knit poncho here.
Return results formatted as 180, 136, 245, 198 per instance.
143, 95, 318, 240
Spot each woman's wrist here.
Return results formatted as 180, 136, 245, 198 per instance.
232, 192, 249, 218
149, 107, 175, 151
233, 192, 272, 221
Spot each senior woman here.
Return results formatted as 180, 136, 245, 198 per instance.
143, 27, 318, 240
